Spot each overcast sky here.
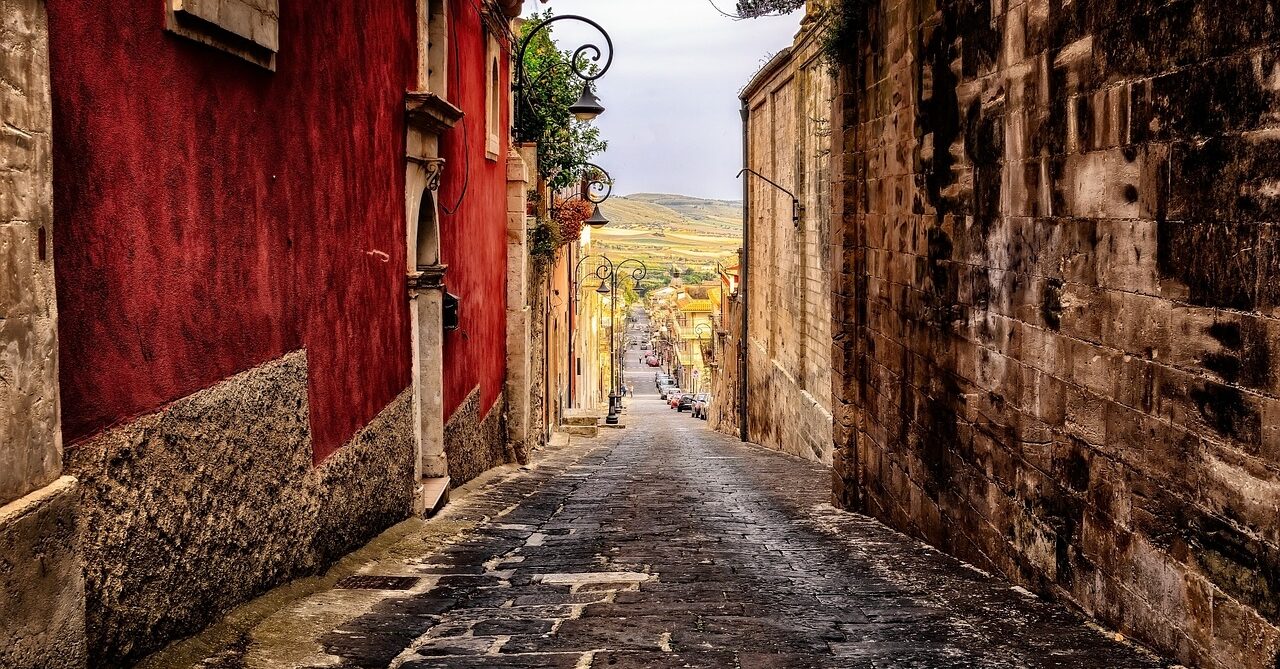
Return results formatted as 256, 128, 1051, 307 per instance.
522, 1, 802, 201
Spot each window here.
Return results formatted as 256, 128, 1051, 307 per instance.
485, 33, 501, 159
166, 0, 279, 70
421, 0, 448, 93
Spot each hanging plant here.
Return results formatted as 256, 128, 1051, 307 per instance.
529, 217, 563, 272
552, 198, 593, 243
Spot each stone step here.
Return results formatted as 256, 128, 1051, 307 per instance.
415, 476, 451, 518
565, 425, 599, 438
562, 414, 601, 427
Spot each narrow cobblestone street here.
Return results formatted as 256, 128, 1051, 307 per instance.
160, 340, 1172, 669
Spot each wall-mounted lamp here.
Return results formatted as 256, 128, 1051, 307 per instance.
553, 162, 614, 229
514, 15, 614, 142
736, 168, 801, 225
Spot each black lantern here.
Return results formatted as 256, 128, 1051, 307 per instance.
570, 83, 606, 122
585, 203, 610, 228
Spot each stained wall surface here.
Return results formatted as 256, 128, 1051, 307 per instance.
831, 2, 1280, 667
439, 2, 511, 426
744, 21, 834, 464
47, 0, 416, 461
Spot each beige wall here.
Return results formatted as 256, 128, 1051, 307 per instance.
741, 15, 833, 464
0, 0, 61, 506
0, 0, 86, 666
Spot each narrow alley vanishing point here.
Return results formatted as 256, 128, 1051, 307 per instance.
161, 338, 1166, 668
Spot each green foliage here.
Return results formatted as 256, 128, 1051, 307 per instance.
817, 0, 865, 71
517, 11, 608, 189
734, 0, 805, 17
529, 217, 563, 272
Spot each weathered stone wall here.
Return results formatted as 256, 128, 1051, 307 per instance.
444, 385, 511, 485
0, 0, 61, 509
0, 478, 86, 668
66, 351, 414, 666
743, 15, 834, 464
710, 293, 743, 438
0, 1, 86, 666
831, 1, 1280, 667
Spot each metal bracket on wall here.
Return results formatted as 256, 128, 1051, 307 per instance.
736, 169, 801, 226
407, 157, 446, 191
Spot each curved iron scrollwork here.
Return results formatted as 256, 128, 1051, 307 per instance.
408, 156, 446, 191
514, 15, 614, 142
517, 15, 613, 84
556, 161, 612, 205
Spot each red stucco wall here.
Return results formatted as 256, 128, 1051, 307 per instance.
439, 4, 509, 419
47, 1, 417, 461
47, 0, 509, 459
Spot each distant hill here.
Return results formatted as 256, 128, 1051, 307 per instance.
590, 194, 742, 282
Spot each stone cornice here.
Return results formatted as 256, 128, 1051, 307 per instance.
405, 92, 463, 134
408, 264, 448, 290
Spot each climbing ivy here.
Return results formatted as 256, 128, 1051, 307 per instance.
529, 217, 564, 273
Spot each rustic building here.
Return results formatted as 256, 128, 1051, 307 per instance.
740, 7, 835, 464
830, 1, 1280, 667
8, 0, 528, 664
0, 0, 86, 666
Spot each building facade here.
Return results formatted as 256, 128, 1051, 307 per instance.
739, 8, 835, 464
830, 1, 1280, 667
0, 0, 525, 665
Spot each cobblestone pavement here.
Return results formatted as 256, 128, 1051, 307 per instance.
172, 339, 1170, 669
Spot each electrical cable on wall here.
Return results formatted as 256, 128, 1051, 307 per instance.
440, 17, 471, 216
441, 0, 517, 216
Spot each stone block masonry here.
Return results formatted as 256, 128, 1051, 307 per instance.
831, 1, 1280, 667
741, 9, 835, 464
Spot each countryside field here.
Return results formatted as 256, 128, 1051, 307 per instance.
590, 194, 742, 285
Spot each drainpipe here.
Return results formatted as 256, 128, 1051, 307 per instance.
568, 244, 575, 409
739, 99, 750, 443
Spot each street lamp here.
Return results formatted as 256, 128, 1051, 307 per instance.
514, 15, 614, 143
574, 255, 648, 424
693, 323, 713, 393
553, 162, 613, 228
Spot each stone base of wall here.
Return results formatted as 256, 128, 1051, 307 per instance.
444, 386, 510, 486
65, 351, 414, 667
0, 476, 87, 669
747, 340, 833, 465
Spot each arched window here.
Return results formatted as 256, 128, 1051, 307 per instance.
415, 186, 440, 269
485, 34, 501, 159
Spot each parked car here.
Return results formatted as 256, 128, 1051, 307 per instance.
676, 394, 695, 412
646, 356, 660, 367
691, 393, 710, 419
660, 385, 680, 400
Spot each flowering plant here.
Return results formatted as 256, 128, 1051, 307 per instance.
552, 198, 594, 242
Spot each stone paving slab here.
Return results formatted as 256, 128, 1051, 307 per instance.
160, 355, 1173, 669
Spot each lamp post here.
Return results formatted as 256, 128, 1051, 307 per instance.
553, 162, 613, 229
693, 323, 713, 393
574, 255, 647, 424
514, 15, 614, 143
